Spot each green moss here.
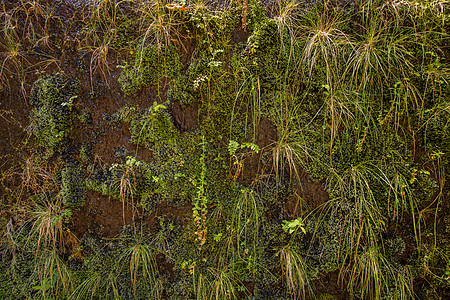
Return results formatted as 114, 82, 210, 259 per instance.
79, 145, 91, 163
317, 293, 337, 300
130, 107, 178, 147
0, 222, 73, 299
0, 251, 36, 299
85, 166, 119, 199
185, 4, 239, 53
247, 18, 278, 57
167, 68, 202, 106
118, 44, 182, 95
27, 74, 80, 156
108, 14, 139, 50
4, 1, 450, 299
246, 0, 269, 33
61, 163, 86, 208
421, 105, 450, 169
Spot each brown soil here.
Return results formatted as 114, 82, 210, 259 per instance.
241, 117, 278, 184
70, 190, 134, 238
291, 171, 330, 213
312, 269, 349, 299
145, 200, 193, 232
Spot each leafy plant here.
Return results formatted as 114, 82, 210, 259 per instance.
282, 217, 306, 235
228, 140, 260, 156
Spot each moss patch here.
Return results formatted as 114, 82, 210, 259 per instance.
27, 74, 80, 156
118, 44, 182, 95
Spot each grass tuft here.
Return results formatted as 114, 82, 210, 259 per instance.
28, 195, 70, 251
277, 244, 312, 299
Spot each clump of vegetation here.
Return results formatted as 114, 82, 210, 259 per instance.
61, 163, 86, 208
129, 101, 178, 146
118, 44, 182, 95
27, 74, 80, 156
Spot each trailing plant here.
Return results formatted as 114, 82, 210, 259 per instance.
193, 135, 208, 246
231, 188, 262, 275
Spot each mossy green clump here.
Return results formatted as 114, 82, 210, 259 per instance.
61, 163, 86, 208
421, 104, 450, 169
27, 74, 80, 156
167, 66, 203, 106
141, 132, 204, 206
0, 251, 38, 299
118, 44, 182, 95
317, 293, 337, 300
185, 4, 239, 52
130, 105, 178, 147
85, 165, 120, 199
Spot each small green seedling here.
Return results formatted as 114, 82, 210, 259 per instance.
149, 101, 166, 116
282, 217, 306, 235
